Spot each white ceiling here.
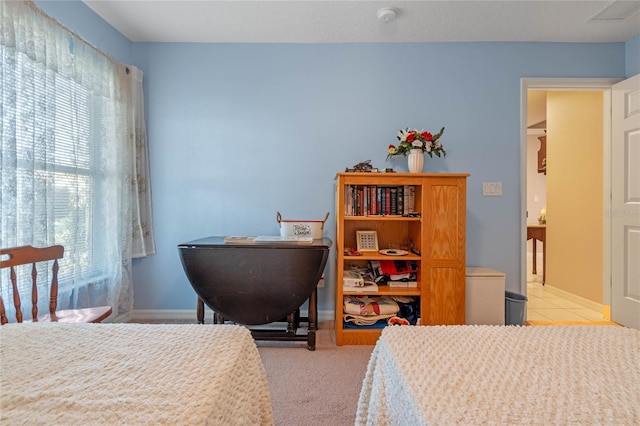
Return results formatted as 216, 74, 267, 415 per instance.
83, 0, 640, 44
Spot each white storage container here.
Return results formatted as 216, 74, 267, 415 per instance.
277, 212, 329, 239
465, 267, 506, 325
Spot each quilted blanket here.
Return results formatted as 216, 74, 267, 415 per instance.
0, 323, 274, 425
356, 325, 640, 425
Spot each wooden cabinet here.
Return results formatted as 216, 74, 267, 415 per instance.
334, 172, 468, 345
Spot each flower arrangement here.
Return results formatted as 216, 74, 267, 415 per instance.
386, 127, 446, 159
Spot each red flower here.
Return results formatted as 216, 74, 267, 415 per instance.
406, 132, 416, 142
421, 131, 433, 141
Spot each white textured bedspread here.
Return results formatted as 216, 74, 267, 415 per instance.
0, 323, 274, 425
356, 325, 640, 425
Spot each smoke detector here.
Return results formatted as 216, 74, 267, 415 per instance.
377, 8, 397, 24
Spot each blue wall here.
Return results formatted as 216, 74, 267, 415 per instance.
131, 42, 624, 314
35, 2, 633, 317
626, 35, 640, 77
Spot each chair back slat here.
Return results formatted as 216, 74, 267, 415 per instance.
1, 245, 64, 323
0, 296, 7, 325
10, 266, 22, 323
49, 259, 59, 316
31, 262, 38, 320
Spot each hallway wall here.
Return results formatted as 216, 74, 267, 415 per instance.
546, 91, 603, 304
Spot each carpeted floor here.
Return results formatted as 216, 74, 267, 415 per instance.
256, 322, 374, 426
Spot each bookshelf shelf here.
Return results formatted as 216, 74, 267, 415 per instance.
342, 286, 421, 297
344, 254, 420, 262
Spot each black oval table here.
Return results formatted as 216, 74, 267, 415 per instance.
178, 236, 331, 350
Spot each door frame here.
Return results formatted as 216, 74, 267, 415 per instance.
519, 78, 621, 314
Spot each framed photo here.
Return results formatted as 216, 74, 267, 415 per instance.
356, 231, 379, 252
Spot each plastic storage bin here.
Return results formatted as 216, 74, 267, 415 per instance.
505, 291, 528, 326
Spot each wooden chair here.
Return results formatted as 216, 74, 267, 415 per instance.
0, 245, 112, 325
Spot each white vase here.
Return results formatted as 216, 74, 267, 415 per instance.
407, 149, 424, 173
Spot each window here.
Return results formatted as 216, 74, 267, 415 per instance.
2, 1, 153, 320
3, 54, 114, 307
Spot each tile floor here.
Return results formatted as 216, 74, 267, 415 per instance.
526, 281, 607, 322
526, 254, 607, 322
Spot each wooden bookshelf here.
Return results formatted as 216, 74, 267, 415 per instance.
335, 172, 469, 345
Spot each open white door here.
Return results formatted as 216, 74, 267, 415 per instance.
611, 74, 640, 330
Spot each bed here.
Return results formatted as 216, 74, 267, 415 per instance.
356, 325, 640, 425
0, 323, 274, 425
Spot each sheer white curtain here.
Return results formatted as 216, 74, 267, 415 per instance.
0, 1, 154, 320
130, 66, 156, 259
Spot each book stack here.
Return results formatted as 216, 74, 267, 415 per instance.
369, 259, 418, 287
223, 236, 314, 244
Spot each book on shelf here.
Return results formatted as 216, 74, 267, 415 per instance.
384, 187, 391, 215
370, 186, 377, 216
404, 185, 415, 215
390, 186, 398, 215
343, 270, 365, 287
223, 236, 256, 243
343, 281, 379, 292
387, 280, 418, 288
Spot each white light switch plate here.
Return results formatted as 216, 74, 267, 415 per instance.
482, 182, 502, 196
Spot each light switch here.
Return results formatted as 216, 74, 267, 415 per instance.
482, 182, 503, 196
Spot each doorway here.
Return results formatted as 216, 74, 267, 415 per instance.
526, 90, 608, 321
520, 78, 620, 322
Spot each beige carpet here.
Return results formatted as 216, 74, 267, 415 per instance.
256, 322, 374, 426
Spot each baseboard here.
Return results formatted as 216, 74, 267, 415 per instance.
130, 309, 335, 323
603, 304, 611, 320
526, 320, 619, 326
131, 309, 200, 322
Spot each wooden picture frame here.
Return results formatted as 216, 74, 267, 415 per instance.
356, 230, 379, 252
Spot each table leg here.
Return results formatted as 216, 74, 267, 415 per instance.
532, 239, 537, 275
286, 312, 296, 335
307, 287, 317, 351
197, 297, 204, 324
